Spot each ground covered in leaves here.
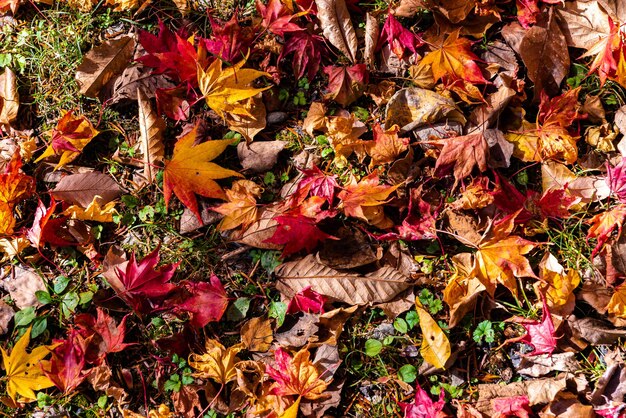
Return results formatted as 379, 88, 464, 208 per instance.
2, 0, 626, 416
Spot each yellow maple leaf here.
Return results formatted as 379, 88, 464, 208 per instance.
189, 339, 243, 385
212, 180, 262, 231
1, 328, 56, 401
472, 212, 539, 297
35, 111, 99, 169
62, 196, 117, 223
415, 300, 451, 369
122, 404, 175, 418
163, 125, 243, 221
608, 282, 626, 318
198, 58, 270, 117
534, 253, 580, 315
443, 253, 486, 328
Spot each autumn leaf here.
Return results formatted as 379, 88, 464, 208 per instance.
338, 172, 401, 228
492, 395, 532, 418
0, 151, 34, 235
323, 64, 368, 107
35, 111, 99, 169
581, 16, 622, 86
62, 197, 117, 223
203, 13, 255, 62
75, 308, 130, 364
162, 125, 242, 222
587, 204, 626, 258
415, 300, 451, 370
27, 199, 77, 248
212, 180, 262, 231
443, 253, 486, 328
398, 383, 446, 418
1, 327, 55, 401
281, 31, 326, 80
365, 123, 409, 167
0, 68, 19, 125
375, 187, 437, 241
175, 276, 229, 328
607, 281, 626, 319
240, 317, 273, 352
433, 131, 489, 186
293, 164, 339, 204
472, 211, 539, 297
505, 295, 557, 356
416, 29, 487, 85
266, 347, 328, 399
197, 57, 270, 117
377, 13, 422, 59
287, 286, 326, 314
534, 253, 580, 316
189, 339, 243, 384
257, 0, 303, 37
43, 329, 89, 394
109, 247, 178, 314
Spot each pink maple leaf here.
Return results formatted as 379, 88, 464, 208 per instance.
398, 383, 446, 418
607, 160, 626, 203
377, 13, 422, 59
492, 395, 531, 418
507, 296, 557, 356
375, 188, 437, 241
27, 199, 76, 248
287, 286, 326, 314
75, 308, 131, 365
203, 13, 255, 62
293, 164, 339, 204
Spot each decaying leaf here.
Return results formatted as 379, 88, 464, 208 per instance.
137, 89, 165, 182
415, 300, 451, 370
0, 68, 19, 126
315, 0, 358, 62
51, 172, 121, 207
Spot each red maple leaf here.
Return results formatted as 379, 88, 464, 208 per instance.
43, 329, 89, 394
375, 188, 437, 241
175, 275, 229, 328
293, 164, 339, 205
398, 383, 446, 418
607, 160, 626, 203
492, 395, 531, 418
203, 13, 255, 62
265, 196, 337, 257
155, 86, 192, 121
137, 21, 204, 86
287, 286, 326, 314
281, 31, 326, 80
323, 64, 368, 107
587, 204, 626, 257
27, 199, 77, 248
377, 13, 422, 59
516, 0, 561, 28
111, 247, 178, 313
506, 296, 557, 356
257, 0, 303, 37
75, 308, 130, 364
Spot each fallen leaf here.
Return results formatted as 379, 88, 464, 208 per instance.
275, 253, 412, 305
534, 253, 580, 315
189, 338, 243, 384
0, 301, 14, 335
212, 180, 262, 231
137, 89, 165, 182
398, 383, 446, 418
377, 13, 422, 59
338, 172, 401, 228
267, 347, 328, 400
281, 31, 325, 80
2, 266, 46, 309
237, 140, 286, 173
62, 197, 117, 223
51, 172, 122, 207
506, 296, 557, 356
287, 286, 326, 314
366, 123, 409, 166
163, 125, 242, 222
323, 64, 368, 107
241, 317, 273, 352
175, 276, 229, 328
75, 308, 130, 364
415, 299, 451, 369
0, 68, 18, 126
43, 329, 89, 394
492, 395, 531, 418
517, 352, 580, 377
433, 132, 489, 186
1, 327, 55, 401
75, 36, 136, 98
225, 94, 266, 143
315, 0, 358, 62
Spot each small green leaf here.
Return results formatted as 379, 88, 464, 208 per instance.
53, 275, 70, 294
97, 395, 108, 409
35, 291, 52, 305
268, 301, 287, 327
31, 316, 47, 339
394, 318, 408, 334
405, 311, 419, 329
61, 291, 80, 318
226, 297, 251, 321
397, 364, 417, 383
14, 307, 36, 327
365, 339, 383, 357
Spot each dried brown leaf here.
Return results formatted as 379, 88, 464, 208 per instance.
51, 172, 122, 207
315, 0, 358, 62
138, 89, 165, 182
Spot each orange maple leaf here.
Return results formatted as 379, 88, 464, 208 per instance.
163, 125, 243, 221
582, 16, 622, 85
471, 211, 539, 297
587, 204, 626, 257
0, 151, 35, 235
266, 347, 328, 400
418, 29, 487, 85
212, 180, 262, 231
337, 172, 401, 228
433, 132, 489, 187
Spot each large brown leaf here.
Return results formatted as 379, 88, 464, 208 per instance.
137, 89, 165, 182
0, 68, 18, 126
315, 0, 358, 63
76, 36, 136, 98
519, 10, 570, 97
556, 0, 612, 50
51, 172, 122, 207
275, 254, 412, 305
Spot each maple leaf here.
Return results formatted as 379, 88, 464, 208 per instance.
338, 172, 401, 228
433, 132, 489, 187
137, 21, 204, 85
43, 329, 89, 394
212, 180, 262, 231
377, 13, 422, 59
471, 211, 539, 297
287, 286, 326, 314
27, 199, 77, 248
265, 196, 337, 257
266, 347, 328, 400
257, 0, 303, 37
417, 29, 487, 85
175, 276, 229, 328
492, 395, 531, 418
516, 0, 561, 29
1, 327, 55, 401
281, 31, 325, 80
398, 383, 446, 418
197, 57, 270, 117
375, 188, 437, 241
366, 123, 409, 166
587, 204, 626, 258
534, 253, 580, 315
110, 247, 178, 313
582, 16, 622, 86
63, 197, 117, 223
323, 64, 368, 107
156, 86, 192, 121
189, 339, 243, 384
75, 308, 130, 364
162, 125, 243, 222
35, 111, 99, 169
0, 151, 34, 235
607, 281, 626, 319
606, 159, 626, 203
506, 295, 557, 356
293, 165, 339, 205
203, 13, 255, 62
415, 300, 451, 369
324, 109, 368, 164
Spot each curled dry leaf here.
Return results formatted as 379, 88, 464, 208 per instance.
275, 253, 412, 305
76, 36, 136, 98
0, 68, 18, 126
137, 89, 165, 182
315, 0, 358, 63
